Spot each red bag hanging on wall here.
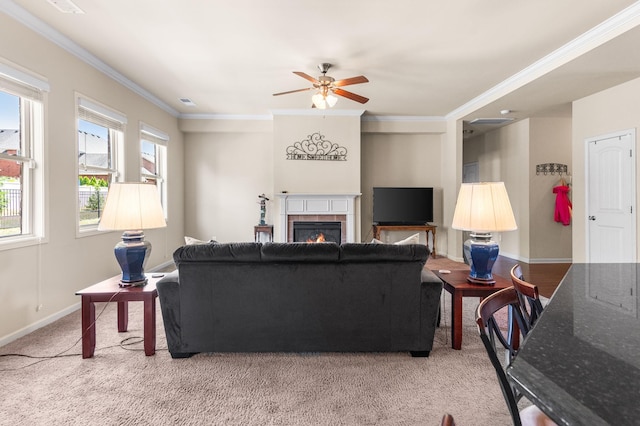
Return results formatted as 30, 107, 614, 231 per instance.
553, 179, 572, 226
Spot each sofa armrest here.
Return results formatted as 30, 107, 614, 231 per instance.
156, 270, 182, 353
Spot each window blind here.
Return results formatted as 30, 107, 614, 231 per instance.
140, 123, 169, 146
78, 98, 127, 131
0, 62, 49, 101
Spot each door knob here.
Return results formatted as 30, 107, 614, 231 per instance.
588, 216, 596, 221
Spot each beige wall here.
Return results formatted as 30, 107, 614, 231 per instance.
182, 123, 447, 247
572, 76, 640, 262
361, 133, 443, 246
0, 14, 184, 344
462, 117, 572, 262
183, 131, 273, 243
529, 117, 572, 260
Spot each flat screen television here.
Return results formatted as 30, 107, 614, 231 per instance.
373, 187, 434, 225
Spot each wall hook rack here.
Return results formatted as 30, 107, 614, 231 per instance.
536, 163, 568, 176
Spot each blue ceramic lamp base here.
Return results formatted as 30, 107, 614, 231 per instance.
463, 233, 499, 285
114, 230, 151, 287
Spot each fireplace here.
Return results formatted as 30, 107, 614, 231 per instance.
277, 193, 360, 243
293, 221, 341, 243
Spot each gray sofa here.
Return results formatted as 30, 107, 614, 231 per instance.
156, 242, 443, 358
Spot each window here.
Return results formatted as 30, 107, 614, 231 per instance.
77, 97, 125, 231
0, 62, 47, 247
140, 123, 168, 216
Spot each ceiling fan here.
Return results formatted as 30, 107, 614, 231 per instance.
273, 63, 369, 108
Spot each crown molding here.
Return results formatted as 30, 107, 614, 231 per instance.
447, 1, 640, 120
179, 113, 272, 120
1, 0, 180, 117
362, 115, 445, 122
270, 109, 365, 117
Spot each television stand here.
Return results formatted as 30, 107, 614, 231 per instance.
372, 224, 437, 258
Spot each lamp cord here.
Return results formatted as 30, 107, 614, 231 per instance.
0, 290, 166, 371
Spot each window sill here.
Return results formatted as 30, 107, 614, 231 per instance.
0, 235, 47, 251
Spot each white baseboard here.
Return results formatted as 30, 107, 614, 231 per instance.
0, 261, 174, 348
150, 259, 175, 271
0, 302, 80, 348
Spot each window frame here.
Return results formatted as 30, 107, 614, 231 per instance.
139, 122, 168, 219
0, 62, 48, 251
75, 95, 126, 236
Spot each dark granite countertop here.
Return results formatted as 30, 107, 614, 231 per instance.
507, 263, 640, 426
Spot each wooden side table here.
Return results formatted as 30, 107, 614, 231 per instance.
254, 224, 274, 242
75, 274, 162, 358
433, 269, 512, 350
372, 224, 437, 257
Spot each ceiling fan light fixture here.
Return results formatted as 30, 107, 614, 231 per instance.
326, 93, 338, 107
312, 92, 328, 109
311, 92, 338, 109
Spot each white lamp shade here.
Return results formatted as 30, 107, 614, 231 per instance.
451, 182, 517, 232
98, 182, 166, 231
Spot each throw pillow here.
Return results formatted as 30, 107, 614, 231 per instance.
369, 233, 420, 245
184, 236, 211, 245
394, 233, 420, 245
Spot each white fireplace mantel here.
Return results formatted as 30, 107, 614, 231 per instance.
277, 193, 360, 243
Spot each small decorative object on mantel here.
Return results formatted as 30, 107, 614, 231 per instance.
258, 193, 269, 225
286, 132, 347, 161
536, 163, 568, 176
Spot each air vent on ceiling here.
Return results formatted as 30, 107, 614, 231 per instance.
468, 118, 515, 125
179, 98, 197, 107
46, 0, 85, 14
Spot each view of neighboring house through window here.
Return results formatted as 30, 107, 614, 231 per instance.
0, 65, 47, 244
77, 97, 125, 230
140, 123, 168, 216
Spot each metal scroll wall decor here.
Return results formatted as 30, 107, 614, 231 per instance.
286, 132, 347, 161
535, 163, 568, 176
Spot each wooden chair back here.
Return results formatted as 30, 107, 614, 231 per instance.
510, 265, 545, 329
476, 287, 529, 426
440, 413, 455, 426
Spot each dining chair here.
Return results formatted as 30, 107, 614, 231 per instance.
440, 413, 455, 426
475, 287, 556, 426
510, 264, 545, 330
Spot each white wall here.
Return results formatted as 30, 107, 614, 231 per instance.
572, 76, 640, 262
0, 14, 185, 344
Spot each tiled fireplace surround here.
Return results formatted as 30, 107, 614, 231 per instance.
277, 194, 360, 243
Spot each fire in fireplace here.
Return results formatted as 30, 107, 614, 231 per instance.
293, 221, 341, 243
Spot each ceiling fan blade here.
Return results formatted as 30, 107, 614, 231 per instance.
293, 71, 319, 84
332, 88, 369, 104
273, 87, 313, 96
333, 76, 369, 87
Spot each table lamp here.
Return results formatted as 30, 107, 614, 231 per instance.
98, 182, 166, 286
451, 182, 517, 284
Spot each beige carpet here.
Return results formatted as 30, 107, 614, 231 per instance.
0, 259, 516, 426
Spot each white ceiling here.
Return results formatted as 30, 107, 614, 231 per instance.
4, 0, 640, 128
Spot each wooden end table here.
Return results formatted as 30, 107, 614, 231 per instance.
75, 274, 162, 358
433, 269, 512, 350
254, 224, 274, 242
372, 224, 437, 257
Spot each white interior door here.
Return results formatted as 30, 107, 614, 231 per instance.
587, 130, 636, 262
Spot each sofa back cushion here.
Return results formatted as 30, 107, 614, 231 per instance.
340, 243, 429, 263
173, 242, 261, 265
261, 242, 340, 262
